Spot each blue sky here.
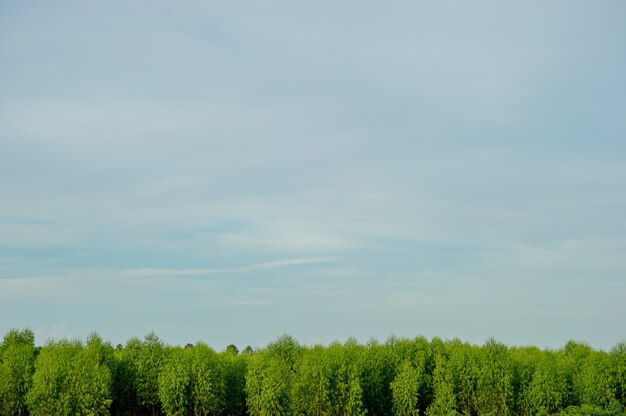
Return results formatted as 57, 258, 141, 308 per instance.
1, 1, 625, 350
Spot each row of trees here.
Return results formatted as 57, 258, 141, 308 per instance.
1, 329, 625, 416
0, 330, 247, 416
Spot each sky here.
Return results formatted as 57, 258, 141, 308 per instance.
1, 1, 625, 351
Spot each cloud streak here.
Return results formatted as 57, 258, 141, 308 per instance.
117, 257, 337, 278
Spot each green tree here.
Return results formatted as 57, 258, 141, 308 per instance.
136, 332, 166, 416
0, 328, 36, 416
291, 346, 332, 416
246, 334, 300, 416
476, 338, 511, 416
447, 341, 478, 416
522, 352, 565, 416
325, 340, 367, 416
246, 355, 289, 416
578, 352, 620, 411
508, 347, 539, 416
158, 348, 192, 416
387, 336, 432, 412
192, 343, 224, 416
360, 340, 394, 416
335, 364, 367, 416
225, 344, 239, 355
118, 337, 143, 415
110, 346, 134, 416
426, 354, 458, 416
221, 348, 248, 416
611, 341, 626, 410
391, 360, 420, 416
26, 339, 111, 416
562, 340, 593, 407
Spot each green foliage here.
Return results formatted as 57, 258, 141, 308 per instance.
426, 355, 458, 416
447, 341, 478, 416
360, 340, 394, 416
333, 362, 366, 416
291, 346, 332, 416
578, 352, 620, 411
246, 354, 290, 416
136, 332, 166, 414
158, 348, 192, 416
2, 329, 625, 416
110, 347, 134, 415
192, 343, 225, 416
611, 341, 626, 409
246, 334, 301, 416
326, 341, 367, 416
0, 329, 35, 416
26, 339, 111, 416
508, 346, 540, 416
156, 343, 229, 416
226, 344, 240, 355
391, 360, 420, 416
476, 338, 511, 416
266, 334, 300, 372
558, 404, 626, 416
117, 336, 142, 415
562, 340, 594, 407
522, 352, 565, 416
221, 348, 249, 416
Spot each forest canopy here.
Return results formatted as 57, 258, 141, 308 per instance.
0, 329, 625, 416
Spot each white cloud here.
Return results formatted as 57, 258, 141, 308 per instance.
116, 257, 336, 278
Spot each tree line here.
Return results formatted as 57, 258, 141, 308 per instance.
1, 329, 625, 416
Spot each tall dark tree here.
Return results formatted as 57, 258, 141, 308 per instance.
221, 348, 248, 416
118, 337, 143, 416
226, 344, 240, 355
360, 340, 394, 416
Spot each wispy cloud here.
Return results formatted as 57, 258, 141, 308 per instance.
117, 257, 336, 278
